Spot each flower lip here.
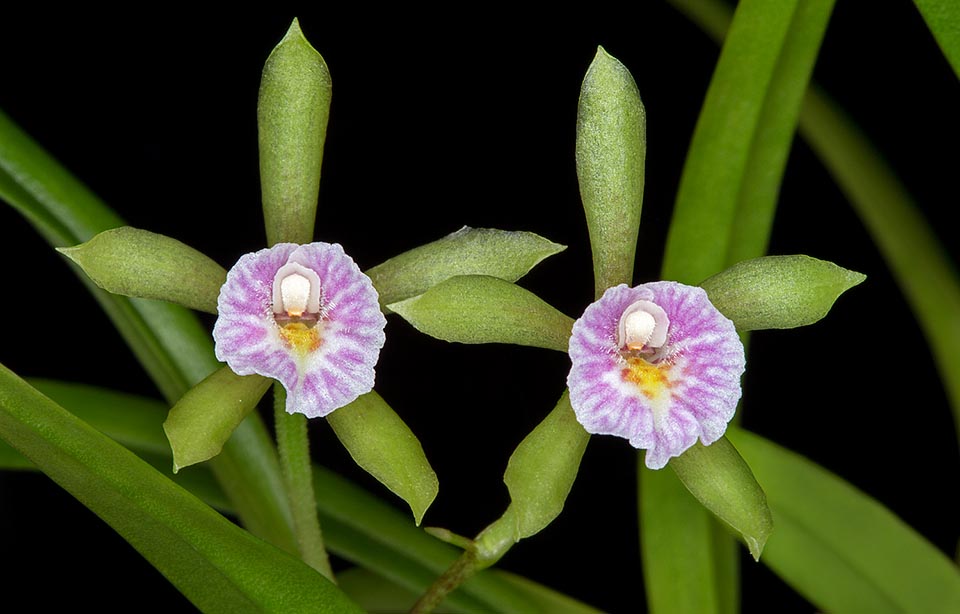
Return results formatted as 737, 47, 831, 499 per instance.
214, 242, 387, 419
567, 282, 745, 469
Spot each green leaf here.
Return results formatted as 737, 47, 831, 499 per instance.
365, 226, 566, 311
58, 227, 226, 314
389, 275, 574, 352
728, 427, 960, 614
668, 437, 773, 560
912, 0, 960, 81
259, 18, 331, 246
0, 380, 602, 614
337, 567, 465, 614
502, 391, 590, 540
700, 255, 865, 331
661, 0, 802, 284
651, 0, 836, 610
327, 391, 439, 525
799, 88, 960, 442
0, 365, 362, 613
576, 47, 646, 298
640, 468, 725, 614
163, 367, 271, 472
0, 108, 298, 550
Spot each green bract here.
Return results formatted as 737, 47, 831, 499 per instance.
164, 368, 272, 472
700, 255, 865, 331
576, 47, 646, 298
327, 391, 439, 526
258, 18, 332, 247
366, 226, 566, 310
58, 226, 226, 314
389, 275, 574, 352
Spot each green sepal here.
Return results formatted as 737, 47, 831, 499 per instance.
0, 365, 362, 613
259, 18, 331, 246
388, 275, 573, 352
503, 391, 590, 540
164, 367, 271, 472
700, 255, 865, 331
366, 226, 566, 311
327, 391, 439, 525
576, 47, 646, 298
57, 227, 226, 314
669, 437, 773, 560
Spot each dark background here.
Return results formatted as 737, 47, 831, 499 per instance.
1, 4, 958, 612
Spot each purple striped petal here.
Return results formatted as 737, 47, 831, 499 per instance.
567, 282, 745, 469
213, 242, 386, 418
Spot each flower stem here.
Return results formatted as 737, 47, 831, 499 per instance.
409, 550, 478, 614
273, 384, 334, 580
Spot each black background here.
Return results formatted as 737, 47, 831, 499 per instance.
1, 4, 958, 612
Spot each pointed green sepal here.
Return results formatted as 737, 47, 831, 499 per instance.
164, 367, 271, 472
576, 47, 646, 298
57, 227, 226, 313
259, 18, 332, 246
327, 391, 438, 525
700, 254, 866, 331
388, 275, 574, 352
669, 436, 773, 560
503, 391, 590, 540
366, 226, 566, 311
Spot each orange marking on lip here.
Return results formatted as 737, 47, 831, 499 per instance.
621, 356, 672, 400
279, 322, 322, 355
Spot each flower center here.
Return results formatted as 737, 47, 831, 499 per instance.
617, 300, 669, 353
273, 262, 322, 327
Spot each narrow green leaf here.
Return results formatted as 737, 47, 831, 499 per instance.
0, 381, 601, 614
728, 427, 960, 614
576, 47, 646, 298
389, 275, 574, 352
502, 391, 590, 539
912, 0, 960, 81
640, 468, 724, 614
28, 378, 171, 455
0, 108, 123, 245
700, 255, 865, 331
799, 88, 960, 441
669, 437, 773, 560
649, 0, 838, 610
0, 109, 298, 549
661, 0, 800, 284
164, 367, 271, 472
58, 226, 226, 314
365, 226, 566, 311
327, 391, 439, 525
724, 0, 836, 265
0, 365, 362, 613
259, 18, 331, 246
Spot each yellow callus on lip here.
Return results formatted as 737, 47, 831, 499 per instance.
621, 356, 672, 401
279, 322, 322, 355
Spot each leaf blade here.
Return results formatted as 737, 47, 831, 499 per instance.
0, 365, 362, 614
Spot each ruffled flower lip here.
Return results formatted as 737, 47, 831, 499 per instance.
213, 242, 386, 419
567, 282, 745, 469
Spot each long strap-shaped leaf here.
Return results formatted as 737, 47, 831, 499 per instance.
645, 1, 835, 613
912, 0, 960, 81
0, 366, 362, 613
0, 379, 599, 614
0, 108, 298, 552
728, 427, 960, 614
